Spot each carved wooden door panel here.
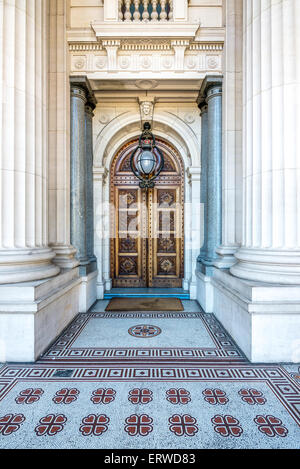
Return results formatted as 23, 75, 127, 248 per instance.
111, 139, 184, 288
149, 186, 183, 287
113, 186, 147, 287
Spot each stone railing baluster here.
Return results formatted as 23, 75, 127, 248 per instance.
119, 0, 124, 21
151, 0, 158, 21
168, 0, 173, 21
142, 0, 150, 21
124, 0, 132, 21
160, 0, 167, 21
118, 0, 174, 21
133, 0, 140, 21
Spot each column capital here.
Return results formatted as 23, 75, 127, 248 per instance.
206, 85, 222, 100
70, 76, 97, 107
197, 75, 223, 108
70, 85, 87, 102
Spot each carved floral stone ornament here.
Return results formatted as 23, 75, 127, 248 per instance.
74, 58, 85, 70
130, 122, 164, 189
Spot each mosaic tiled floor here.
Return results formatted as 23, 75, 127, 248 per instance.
39, 310, 245, 364
0, 301, 299, 449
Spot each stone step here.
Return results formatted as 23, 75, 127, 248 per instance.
104, 288, 190, 300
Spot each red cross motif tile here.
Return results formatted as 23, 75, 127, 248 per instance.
254, 415, 288, 438
203, 388, 228, 405
128, 388, 153, 404
35, 414, 67, 436
53, 388, 79, 404
79, 414, 110, 436
239, 389, 266, 405
166, 388, 191, 405
212, 415, 243, 437
91, 388, 116, 404
15, 388, 44, 405
0, 414, 25, 436
124, 414, 153, 437
169, 414, 198, 437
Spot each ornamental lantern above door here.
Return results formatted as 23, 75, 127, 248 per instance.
130, 122, 164, 189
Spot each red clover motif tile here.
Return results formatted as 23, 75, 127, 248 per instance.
166, 388, 191, 405
53, 388, 79, 404
0, 414, 25, 436
212, 415, 243, 437
239, 389, 266, 405
15, 388, 44, 405
35, 414, 67, 436
254, 415, 288, 438
80, 414, 110, 436
91, 388, 116, 404
169, 414, 198, 437
128, 388, 153, 404
124, 414, 153, 436
203, 389, 229, 405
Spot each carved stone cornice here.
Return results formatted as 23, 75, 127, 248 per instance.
91, 21, 201, 40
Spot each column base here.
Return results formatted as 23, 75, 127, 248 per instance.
230, 248, 300, 284
79, 270, 98, 312
0, 248, 60, 284
206, 268, 300, 363
51, 245, 79, 269
195, 269, 214, 312
0, 269, 80, 362
79, 260, 97, 277
214, 245, 239, 269
198, 259, 215, 277
97, 280, 105, 300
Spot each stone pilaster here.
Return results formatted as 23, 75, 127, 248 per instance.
93, 167, 107, 299
231, 0, 300, 284
197, 76, 223, 275
0, 0, 60, 284
188, 167, 202, 299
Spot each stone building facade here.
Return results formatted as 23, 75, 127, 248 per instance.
0, 0, 299, 363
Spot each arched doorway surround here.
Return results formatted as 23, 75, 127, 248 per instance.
110, 138, 184, 288
93, 110, 201, 299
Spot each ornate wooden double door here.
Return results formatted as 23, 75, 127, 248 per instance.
110, 139, 184, 288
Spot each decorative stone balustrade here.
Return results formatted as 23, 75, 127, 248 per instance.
119, 0, 173, 22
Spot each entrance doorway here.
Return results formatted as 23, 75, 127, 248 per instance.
110, 138, 184, 288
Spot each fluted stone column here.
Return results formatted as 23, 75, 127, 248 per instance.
215, 0, 243, 269
85, 103, 96, 265
0, 0, 60, 284
231, 0, 300, 284
198, 102, 208, 262
197, 77, 223, 275
48, 0, 78, 269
